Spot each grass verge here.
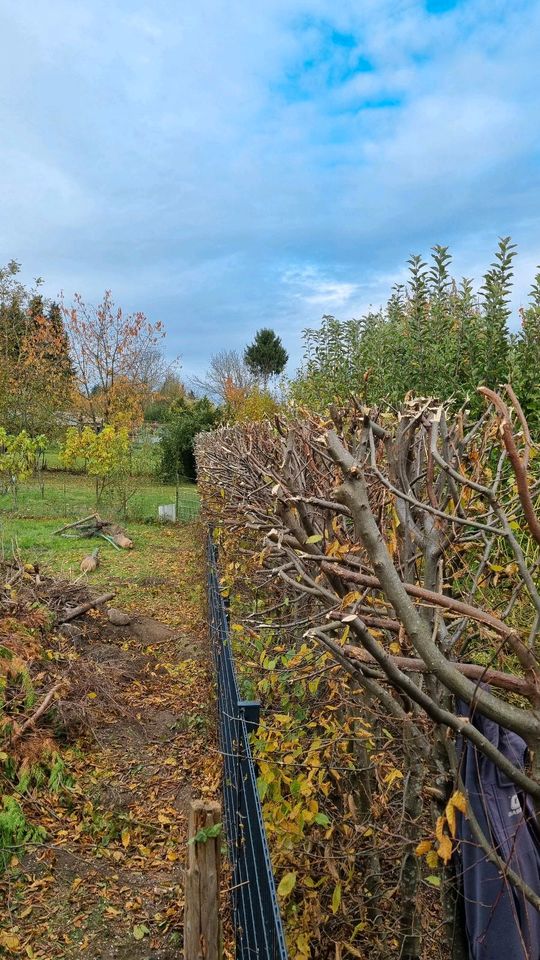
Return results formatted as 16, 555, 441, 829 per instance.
1, 472, 199, 524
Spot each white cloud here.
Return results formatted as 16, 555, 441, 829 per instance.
283, 266, 359, 308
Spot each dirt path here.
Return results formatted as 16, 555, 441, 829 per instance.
1, 523, 220, 959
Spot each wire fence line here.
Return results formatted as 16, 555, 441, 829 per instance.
207, 533, 288, 960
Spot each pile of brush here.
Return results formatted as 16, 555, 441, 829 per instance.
0, 558, 116, 772
55, 514, 134, 550
0, 558, 130, 870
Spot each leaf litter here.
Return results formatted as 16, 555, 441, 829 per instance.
0, 521, 220, 958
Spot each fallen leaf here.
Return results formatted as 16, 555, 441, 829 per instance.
277, 872, 296, 898
0, 931, 21, 952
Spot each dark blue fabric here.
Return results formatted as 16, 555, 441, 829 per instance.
456, 705, 540, 959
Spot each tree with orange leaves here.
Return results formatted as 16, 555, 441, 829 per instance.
0, 263, 73, 436
62, 291, 167, 429
223, 377, 280, 422
13, 304, 73, 435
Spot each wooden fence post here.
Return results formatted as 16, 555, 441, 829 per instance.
185, 799, 221, 960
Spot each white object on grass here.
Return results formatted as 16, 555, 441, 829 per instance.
158, 504, 176, 522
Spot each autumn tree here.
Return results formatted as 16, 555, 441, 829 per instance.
62, 291, 167, 429
144, 373, 187, 422
0, 428, 46, 505
0, 262, 73, 436
60, 423, 131, 505
244, 329, 288, 388
222, 380, 280, 422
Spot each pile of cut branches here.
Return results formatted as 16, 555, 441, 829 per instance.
0, 557, 116, 869
55, 513, 134, 550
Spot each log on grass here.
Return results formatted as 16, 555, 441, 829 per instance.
55, 514, 134, 548
111, 532, 133, 549
54, 515, 99, 536
80, 547, 100, 573
102, 521, 133, 549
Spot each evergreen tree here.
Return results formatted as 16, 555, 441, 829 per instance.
43, 302, 74, 383
244, 328, 288, 388
0, 260, 28, 362
159, 397, 221, 481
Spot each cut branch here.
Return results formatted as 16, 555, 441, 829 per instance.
58, 592, 115, 623
325, 429, 540, 740
11, 682, 65, 743
343, 644, 536, 699
479, 386, 540, 546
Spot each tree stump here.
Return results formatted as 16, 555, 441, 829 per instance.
184, 799, 221, 960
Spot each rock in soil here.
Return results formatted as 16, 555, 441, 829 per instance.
107, 607, 132, 626
59, 622, 84, 640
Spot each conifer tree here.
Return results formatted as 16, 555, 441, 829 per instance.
244, 328, 288, 388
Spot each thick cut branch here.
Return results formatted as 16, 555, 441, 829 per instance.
343, 645, 536, 699
11, 683, 64, 743
58, 592, 115, 623
321, 561, 540, 693
344, 614, 540, 799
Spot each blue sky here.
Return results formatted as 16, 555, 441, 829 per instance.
1, 0, 539, 381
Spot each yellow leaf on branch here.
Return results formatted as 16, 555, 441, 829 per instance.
449, 789, 467, 814
437, 833, 453, 864
426, 849, 439, 869
383, 768, 403, 788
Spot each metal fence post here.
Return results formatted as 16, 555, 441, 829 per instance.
238, 701, 260, 735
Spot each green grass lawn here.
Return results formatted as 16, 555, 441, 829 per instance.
0, 515, 126, 581
42, 448, 86, 472
42, 443, 161, 476
0, 471, 199, 523
0, 514, 203, 628
0, 470, 201, 617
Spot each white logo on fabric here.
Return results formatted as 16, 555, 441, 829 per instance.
509, 794, 522, 817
